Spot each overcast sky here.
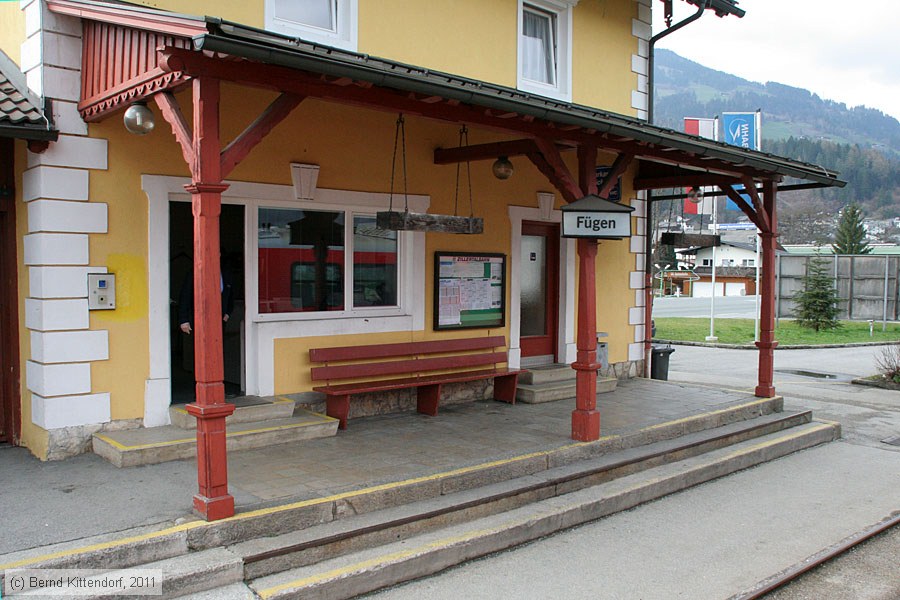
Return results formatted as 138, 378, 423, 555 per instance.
652, 1, 900, 122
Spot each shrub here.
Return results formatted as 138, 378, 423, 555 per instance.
875, 345, 900, 383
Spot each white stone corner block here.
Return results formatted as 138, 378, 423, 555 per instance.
630, 234, 646, 254
634, 253, 646, 272
23, 166, 90, 201
24, 233, 89, 265
633, 324, 645, 343
27, 135, 108, 170
29, 200, 108, 233
51, 100, 89, 136
628, 306, 644, 326
26, 360, 91, 397
634, 289, 646, 307
629, 271, 644, 290
20, 35, 42, 73
631, 90, 648, 112
628, 342, 644, 362
25, 298, 89, 331
637, 3, 651, 24
632, 18, 651, 41
39, 32, 82, 71
31, 329, 109, 363
30, 266, 108, 298
32, 392, 111, 430
631, 55, 648, 77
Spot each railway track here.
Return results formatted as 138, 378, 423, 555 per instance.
730, 511, 900, 600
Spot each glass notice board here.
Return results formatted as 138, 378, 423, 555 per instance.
434, 252, 506, 330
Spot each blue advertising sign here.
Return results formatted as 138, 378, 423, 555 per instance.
595, 166, 621, 202
722, 112, 758, 150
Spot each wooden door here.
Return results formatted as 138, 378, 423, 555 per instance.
0, 138, 21, 444
520, 222, 559, 363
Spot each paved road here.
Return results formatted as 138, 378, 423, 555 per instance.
371, 345, 900, 600
654, 295, 760, 319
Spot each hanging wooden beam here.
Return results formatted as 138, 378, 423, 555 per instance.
154, 91, 194, 168
220, 93, 305, 179
434, 139, 539, 165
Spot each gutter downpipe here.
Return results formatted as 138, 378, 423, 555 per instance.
643, 0, 709, 377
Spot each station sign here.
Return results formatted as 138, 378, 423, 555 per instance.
560, 194, 634, 239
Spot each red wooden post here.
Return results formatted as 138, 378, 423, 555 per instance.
572, 237, 601, 440
571, 145, 600, 441
755, 179, 778, 397
183, 77, 236, 520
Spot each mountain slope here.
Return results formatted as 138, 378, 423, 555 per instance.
653, 49, 900, 154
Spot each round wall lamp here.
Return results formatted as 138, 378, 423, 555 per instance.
123, 101, 155, 135
492, 156, 514, 180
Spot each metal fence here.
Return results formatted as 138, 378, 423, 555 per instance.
776, 254, 900, 322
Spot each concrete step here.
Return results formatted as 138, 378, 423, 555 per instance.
3, 397, 787, 585
225, 409, 815, 581
516, 376, 617, 404
169, 396, 296, 430
519, 364, 576, 386
246, 419, 839, 600
92, 409, 339, 467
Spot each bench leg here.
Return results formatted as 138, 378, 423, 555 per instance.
493, 374, 518, 404
417, 384, 441, 417
326, 394, 351, 430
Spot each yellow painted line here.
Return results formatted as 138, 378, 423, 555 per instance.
0, 521, 206, 570
6, 398, 776, 572
640, 397, 780, 432
94, 416, 338, 451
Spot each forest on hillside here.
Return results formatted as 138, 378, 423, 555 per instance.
653, 49, 900, 224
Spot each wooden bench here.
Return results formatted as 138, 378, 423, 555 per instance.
309, 336, 522, 429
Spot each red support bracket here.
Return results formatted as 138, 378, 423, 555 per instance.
154, 92, 195, 169
220, 93, 305, 179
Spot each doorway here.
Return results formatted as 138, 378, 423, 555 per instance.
0, 138, 20, 444
519, 221, 559, 366
169, 202, 245, 404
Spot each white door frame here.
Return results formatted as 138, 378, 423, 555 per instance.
508, 202, 576, 369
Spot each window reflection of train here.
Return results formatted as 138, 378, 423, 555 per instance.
258, 246, 397, 313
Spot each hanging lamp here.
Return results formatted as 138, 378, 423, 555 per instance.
376, 116, 484, 234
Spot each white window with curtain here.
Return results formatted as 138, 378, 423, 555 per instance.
517, 0, 575, 102
266, 0, 358, 51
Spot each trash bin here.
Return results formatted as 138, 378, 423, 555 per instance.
650, 345, 675, 380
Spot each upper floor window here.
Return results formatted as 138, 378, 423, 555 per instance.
517, 0, 574, 102
266, 0, 358, 51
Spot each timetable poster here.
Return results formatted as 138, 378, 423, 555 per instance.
434, 252, 506, 330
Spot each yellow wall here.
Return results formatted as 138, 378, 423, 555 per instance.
124, 0, 640, 115
76, 82, 640, 412
573, 0, 638, 113
13, 0, 643, 448
0, 3, 25, 66
359, 0, 518, 89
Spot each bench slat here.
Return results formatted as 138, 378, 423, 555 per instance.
310, 351, 509, 382
309, 336, 507, 363
313, 368, 522, 395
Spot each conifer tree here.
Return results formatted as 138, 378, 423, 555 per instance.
793, 256, 841, 331
831, 204, 872, 255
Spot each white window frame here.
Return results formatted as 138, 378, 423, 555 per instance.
255, 205, 404, 320
701, 258, 712, 267
265, 0, 358, 51
143, 176, 428, 405
517, 0, 576, 102
742, 258, 755, 267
